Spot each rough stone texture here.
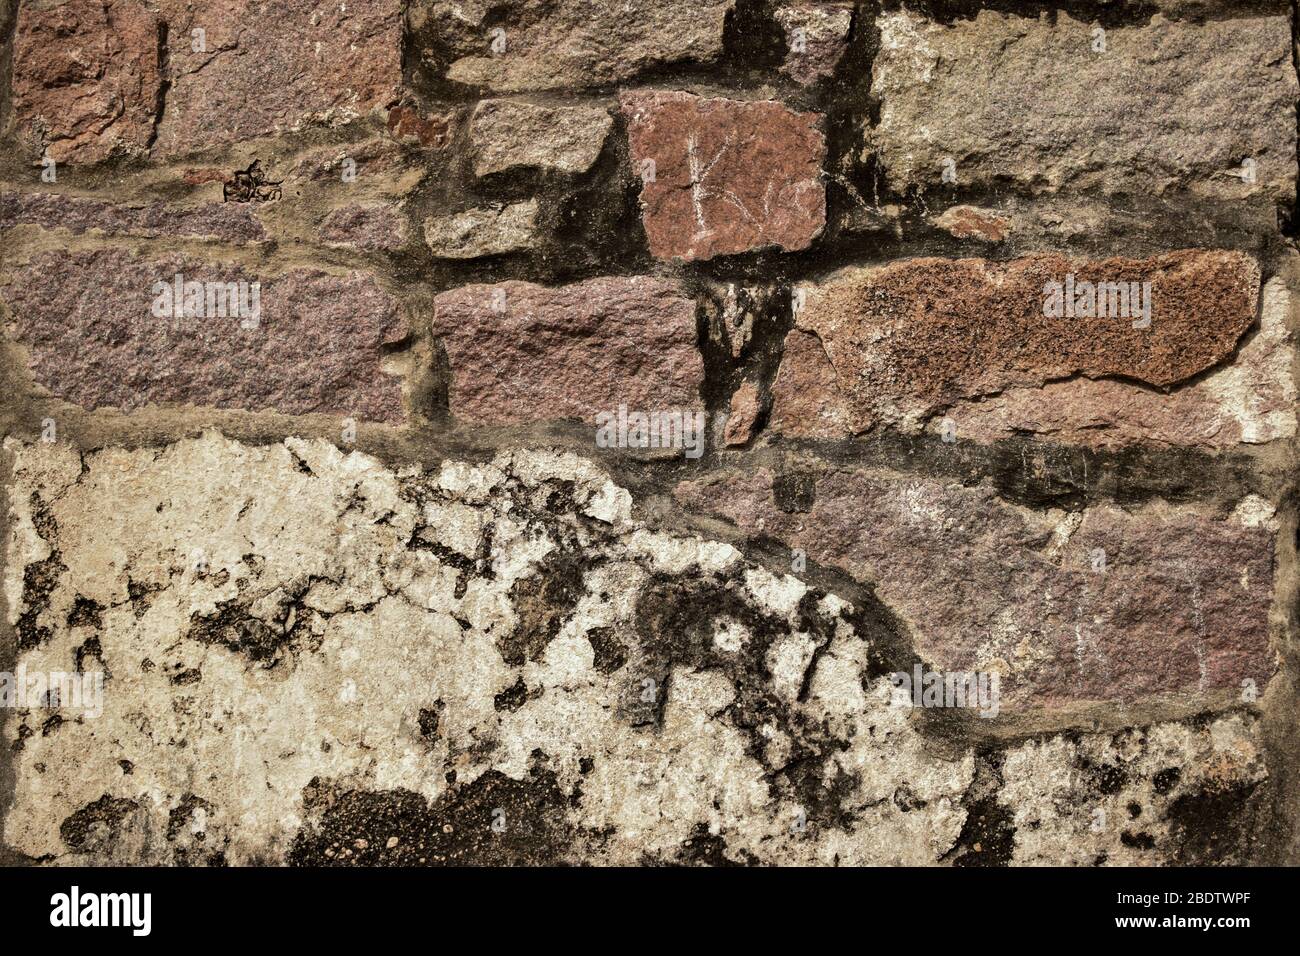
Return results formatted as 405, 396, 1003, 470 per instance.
771, 250, 1260, 436
470, 100, 613, 176
423, 200, 539, 259
0, 191, 266, 242
724, 380, 762, 446
622, 91, 827, 261
152, 0, 403, 157
2, 434, 1269, 865
872, 11, 1298, 202
999, 713, 1268, 866
932, 205, 1011, 243
675, 466, 1277, 710
10, 0, 162, 163
319, 203, 409, 252
410, 0, 734, 93
940, 275, 1297, 449
386, 104, 455, 149
432, 277, 703, 425
2, 249, 407, 421
775, 3, 854, 86
1, 0, 1296, 873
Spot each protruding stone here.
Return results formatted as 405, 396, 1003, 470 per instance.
423, 201, 539, 259
932, 205, 1011, 242
470, 101, 613, 176
771, 250, 1260, 435
621, 91, 826, 261
724, 381, 763, 446
432, 277, 703, 425
775, 3, 854, 85
2, 249, 407, 421
871, 10, 1297, 201
410, 0, 734, 92
11, 0, 162, 163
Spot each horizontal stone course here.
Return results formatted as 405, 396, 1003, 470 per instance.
871, 10, 1298, 202
676, 466, 1277, 710
3, 249, 406, 421
0, 192, 266, 243
770, 250, 1261, 437
411, 0, 734, 92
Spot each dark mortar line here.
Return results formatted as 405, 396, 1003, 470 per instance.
1286, 0, 1300, 241
884, 0, 1289, 26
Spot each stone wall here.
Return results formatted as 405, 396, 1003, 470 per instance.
0, 0, 1297, 866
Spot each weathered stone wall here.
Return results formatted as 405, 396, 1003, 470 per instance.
0, 0, 1297, 866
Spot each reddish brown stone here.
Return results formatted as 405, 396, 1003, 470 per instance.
11, 0, 162, 163
3, 249, 406, 421
621, 91, 826, 261
432, 277, 703, 425
386, 104, 454, 149
676, 467, 1277, 709
771, 250, 1260, 435
0, 191, 265, 242
723, 381, 763, 446
769, 329, 852, 439
153, 0, 402, 157
939, 275, 1296, 449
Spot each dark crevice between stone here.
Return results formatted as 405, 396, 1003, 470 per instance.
1286, 0, 1300, 241
942, 749, 1016, 866
144, 19, 169, 154
886, 0, 1281, 26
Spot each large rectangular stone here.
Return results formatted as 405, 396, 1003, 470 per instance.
2, 249, 407, 421
410, 0, 734, 92
871, 10, 1297, 201
431, 277, 703, 425
770, 250, 1261, 438
676, 466, 1278, 710
153, 0, 403, 157
621, 91, 827, 261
